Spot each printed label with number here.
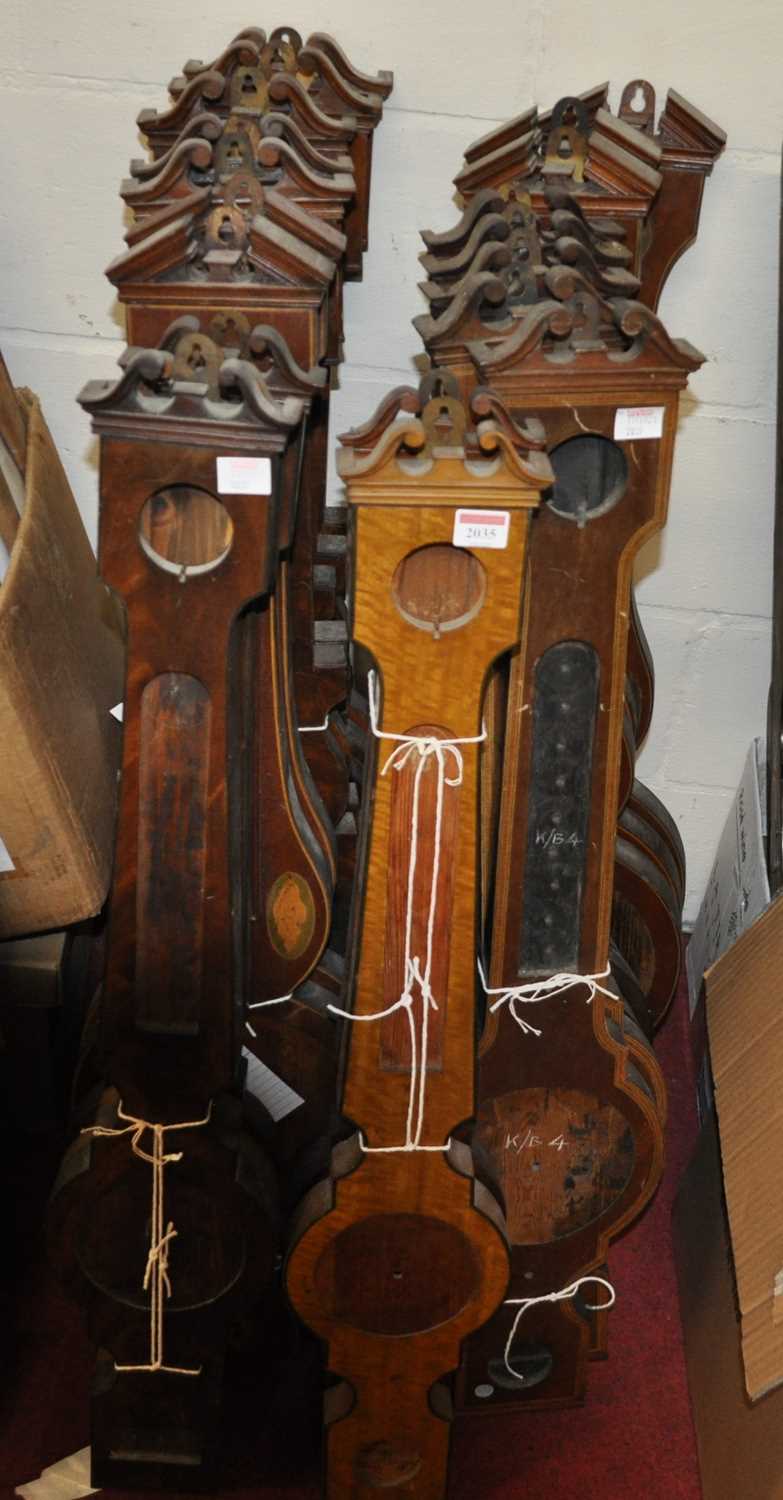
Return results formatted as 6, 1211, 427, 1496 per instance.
452, 508, 510, 549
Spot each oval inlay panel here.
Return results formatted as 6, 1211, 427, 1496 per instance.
266, 871, 316, 960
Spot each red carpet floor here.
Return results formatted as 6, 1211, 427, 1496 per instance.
1, 971, 702, 1500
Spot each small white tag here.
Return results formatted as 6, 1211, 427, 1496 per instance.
15, 1446, 97, 1499
452, 508, 510, 549
110, 702, 124, 723
242, 1047, 305, 1122
216, 456, 271, 495
614, 406, 665, 441
0, 834, 15, 873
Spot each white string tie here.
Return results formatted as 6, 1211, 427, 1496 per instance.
245, 992, 294, 1038
299, 713, 331, 733
83, 1101, 212, 1375
503, 1275, 616, 1383
328, 670, 485, 1153
478, 957, 614, 1037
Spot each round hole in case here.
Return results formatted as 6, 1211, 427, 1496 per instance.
138, 485, 233, 579
392, 542, 486, 636
547, 434, 628, 523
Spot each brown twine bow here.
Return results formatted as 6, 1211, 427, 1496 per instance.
83, 1100, 212, 1375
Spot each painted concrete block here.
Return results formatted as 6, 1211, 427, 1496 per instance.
636, 409, 775, 619
661, 615, 770, 790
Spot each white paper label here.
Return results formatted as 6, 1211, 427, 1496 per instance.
452, 508, 510, 549
14, 1445, 97, 1500
242, 1047, 305, 1122
614, 406, 665, 441
0, 834, 15, 873
216, 456, 271, 495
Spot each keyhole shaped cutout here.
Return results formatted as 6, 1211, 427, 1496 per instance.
630, 84, 646, 112
392, 543, 486, 637
138, 485, 233, 580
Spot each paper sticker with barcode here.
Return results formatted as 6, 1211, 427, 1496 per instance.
614, 407, 665, 441
453, 508, 510, 549
0, 834, 15, 873
216, 456, 272, 495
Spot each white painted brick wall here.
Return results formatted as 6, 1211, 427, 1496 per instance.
2, 0, 780, 925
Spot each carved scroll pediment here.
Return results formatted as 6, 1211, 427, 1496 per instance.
255, 137, 356, 206
260, 111, 353, 175
304, 32, 393, 99
297, 42, 384, 125
413, 271, 512, 352
138, 71, 226, 155
142, 315, 326, 403
79, 333, 305, 448
267, 72, 359, 142
469, 290, 704, 385
338, 372, 550, 485
129, 112, 223, 183
174, 34, 262, 92
419, 212, 511, 281
420, 189, 506, 255
121, 137, 214, 215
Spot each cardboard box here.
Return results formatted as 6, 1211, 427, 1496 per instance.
0, 383, 123, 938
675, 743, 783, 1494
686, 737, 770, 1019
705, 892, 783, 1402
673, 1112, 783, 1500
684, 732, 768, 1014
685, 738, 770, 1111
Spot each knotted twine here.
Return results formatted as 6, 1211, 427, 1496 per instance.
328, 670, 486, 1153
83, 1101, 212, 1375
477, 957, 615, 1037
504, 1275, 616, 1382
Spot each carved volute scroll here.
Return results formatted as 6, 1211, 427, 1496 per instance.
285, 386, 552, 1499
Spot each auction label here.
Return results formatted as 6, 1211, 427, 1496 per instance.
216, 455, 272, 494
453, 508, 510, 549
614, 406, 665, 441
